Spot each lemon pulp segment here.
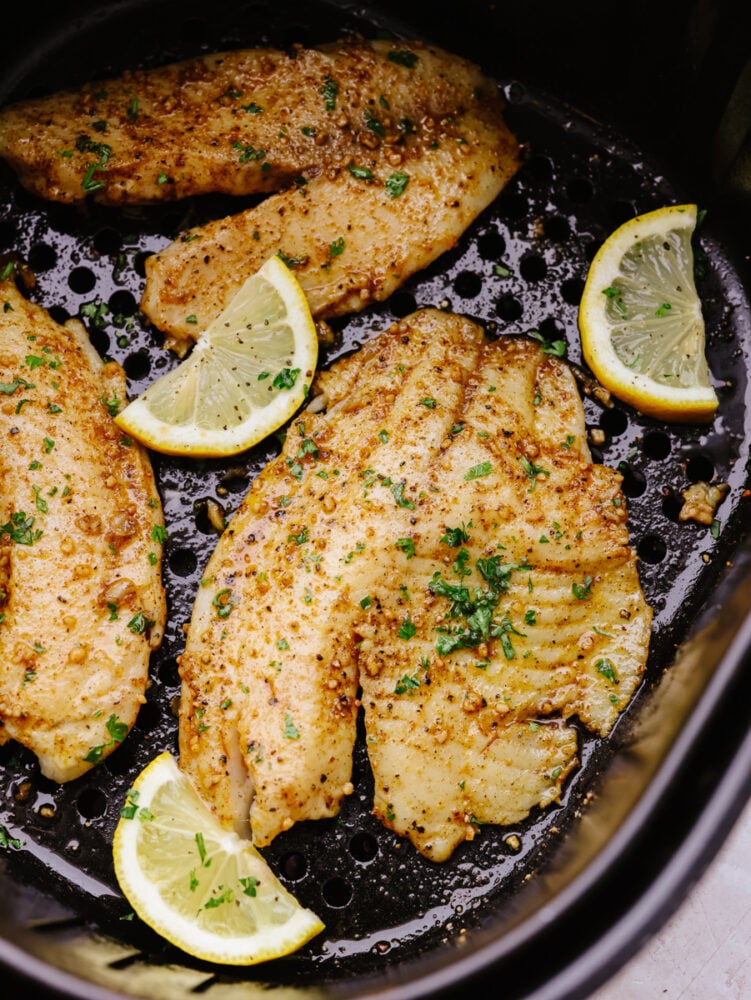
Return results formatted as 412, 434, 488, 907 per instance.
579, 204, 718, 422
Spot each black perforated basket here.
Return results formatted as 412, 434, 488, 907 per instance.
1, 2, 750, 998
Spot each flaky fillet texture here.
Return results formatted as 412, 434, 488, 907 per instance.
179, 309, 651, 861
0, 39, 519, 354
0, 282, 166, 781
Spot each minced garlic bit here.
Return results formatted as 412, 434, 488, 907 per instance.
679, 481, 729, 526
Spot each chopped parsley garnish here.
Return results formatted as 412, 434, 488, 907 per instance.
395, 537, 415, 559
441, 523, 471, 547
572, 576, 594, 600
387, 50, 419, 68
32, 485, 48, 514
395, 671, 421, 695
81, 300, 110, 327
212, 589, 236, 619
390, 482, 416, 509
272, 367, 301, 390
464, 461, 492, 481
529, 329, 567, 357
240, 875, 260, 897
283, 714, 300, 740
119, 788, 154, 822
151, 524, 167, 544
419, 396, 436, 409
452, 548, 471, 578
519, 456, 549, 492
242, 102, 263, 114
0, 826, 22, 850
398, 614, 416, 640
385, 171, 409, 199
232, 141, 266, 163
329, 237, 346, 258
195, 832, 211, 867
348, 165, 374, 180
364, 111, 385, 136
602, 285, 627, 317
1, 511, 42, 546
127, 611, 155, 634
83, 713, 128, 764
276, 250, 308, 269
431, 555, 527, 656
596, 657, 618, 684
0, 377, 34, 395
320, 75, 339, 111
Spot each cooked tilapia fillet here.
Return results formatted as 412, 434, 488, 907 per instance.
0, 40, 510, 205
179, 309, 651, 860
0, 281, 166, 782
0, 39, 518, 353
142, 117, 515, 354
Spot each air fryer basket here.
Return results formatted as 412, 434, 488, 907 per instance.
1, 1, 750, 998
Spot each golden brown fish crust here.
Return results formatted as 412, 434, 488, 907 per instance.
0, 39, 519, 353
0, 281, 166, 781
136, 40, 519, 351
178, 309, 651, 861
0, 39, 514, 205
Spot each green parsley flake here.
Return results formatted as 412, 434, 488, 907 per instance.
385, 171, 409, 198
596, 657, 618, 684
272, 367, 301, 390
1, 512, 42, 546
465, 461, 492, 481
395, 537, 415, 559
348, 165, 374, 180
572, 576, 594, 600
391, 482, 416, 509
398, 614, 416, 640
283, 714, 300, 740
519, 456, 549, 491
320, 75, 339, 111
388, 50, 419, 68
127, 611, 155, 634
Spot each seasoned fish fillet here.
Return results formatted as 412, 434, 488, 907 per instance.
0, 40, 516, 206
0, 281, 166, 782
179, 309, 651, 860
0, 39, 518, 353
136, 41, 519, 351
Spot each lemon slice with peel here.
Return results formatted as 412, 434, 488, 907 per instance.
116, 256, 318, 456
579, 204, 718, 422
113, 752, 324, 965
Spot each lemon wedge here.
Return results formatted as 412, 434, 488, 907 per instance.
113, 752, 324, 965
115, 256, 318, 456
579, 204, 718, 422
